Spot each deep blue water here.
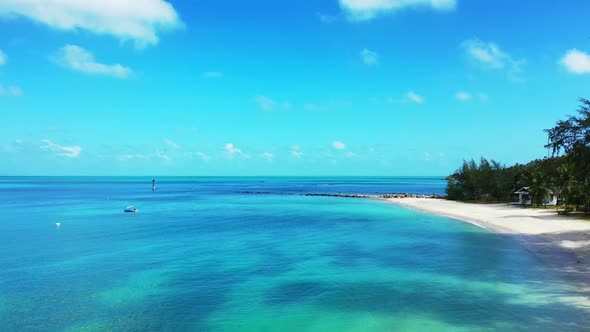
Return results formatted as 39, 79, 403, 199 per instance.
0, 177, 588, 331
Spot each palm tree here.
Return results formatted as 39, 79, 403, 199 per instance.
555, 164, 574, 213
529, 171, 552, 208
520, 192, 529, 207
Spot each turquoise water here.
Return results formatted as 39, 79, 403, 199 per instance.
0, 177, 588, 331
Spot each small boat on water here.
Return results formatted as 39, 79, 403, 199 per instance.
124, 206, 138, 213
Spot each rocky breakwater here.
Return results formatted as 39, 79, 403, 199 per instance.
303, 193, 445, 199
380, 193, 444, 199
303, 193, 373, 198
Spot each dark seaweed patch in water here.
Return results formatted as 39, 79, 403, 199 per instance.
265, 281, 332, 305
321, 242, 373, 267
248, 249, 299, 277
264, 280, 590, 330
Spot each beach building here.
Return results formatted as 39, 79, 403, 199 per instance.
513, 187, 557, 206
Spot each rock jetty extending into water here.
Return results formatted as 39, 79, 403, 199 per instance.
238, 191, 445, 199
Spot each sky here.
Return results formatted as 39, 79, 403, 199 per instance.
0, 0, 589, 176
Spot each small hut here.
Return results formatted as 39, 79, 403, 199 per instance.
512, 187, 557, 206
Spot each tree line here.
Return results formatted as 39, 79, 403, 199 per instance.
446, 98, 590, 213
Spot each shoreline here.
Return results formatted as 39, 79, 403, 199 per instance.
381, 197, 590, 292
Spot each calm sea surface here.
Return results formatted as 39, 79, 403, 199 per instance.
0, 177, 587, 331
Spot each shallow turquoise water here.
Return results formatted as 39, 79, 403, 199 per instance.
0, 177, 588, 331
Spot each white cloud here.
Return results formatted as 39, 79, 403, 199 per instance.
424, 152, 432, 161
194, 152, 211, 161
118, 153, 152, 161
464, 39, 508, 69
118, 150, 174, 162
455, 91, 471, 101
225, 143, 241, 154
386, 93, 431, 104
201, 71, 223, 79
332, 141, 347, 150
225, 143, 249, 159
0, 84, 23, 97
463, 39, 507, 69
291, 145, 303, 158
55, 45, 132, 79
406, 91, 424, 103
339, 0, 456, 21
462, 39, 524, 78
40, 139, 82, 158
164, 138, 180, 149
261, 152, 274, 161
254, 95, 291, 111
0, 50, 6, 66
0, 0, 181, 47
561, 49, 590, 75
155, 150, 171, 161
455, 91, 489, 102
345, 151, 356, 158
255, 95, 277, 111
361, 48, 379, 66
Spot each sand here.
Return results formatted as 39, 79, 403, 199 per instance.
385, 198, 590, 291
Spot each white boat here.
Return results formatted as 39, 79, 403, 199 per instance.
124, 206, 138, 213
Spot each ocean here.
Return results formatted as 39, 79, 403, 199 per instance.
0, 177, 587, 331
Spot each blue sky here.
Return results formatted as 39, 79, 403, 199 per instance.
0, 0, 589, 176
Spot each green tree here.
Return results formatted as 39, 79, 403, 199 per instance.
529, 171, 552, 208
545, 98, 590, 211
446, 158, 514, 202
520, 192, 529, 207
555, 164, 573, 213
445, 98, 589, 212
545, 98, 590, 156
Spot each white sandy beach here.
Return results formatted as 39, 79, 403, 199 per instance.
385, 198, 590, 289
